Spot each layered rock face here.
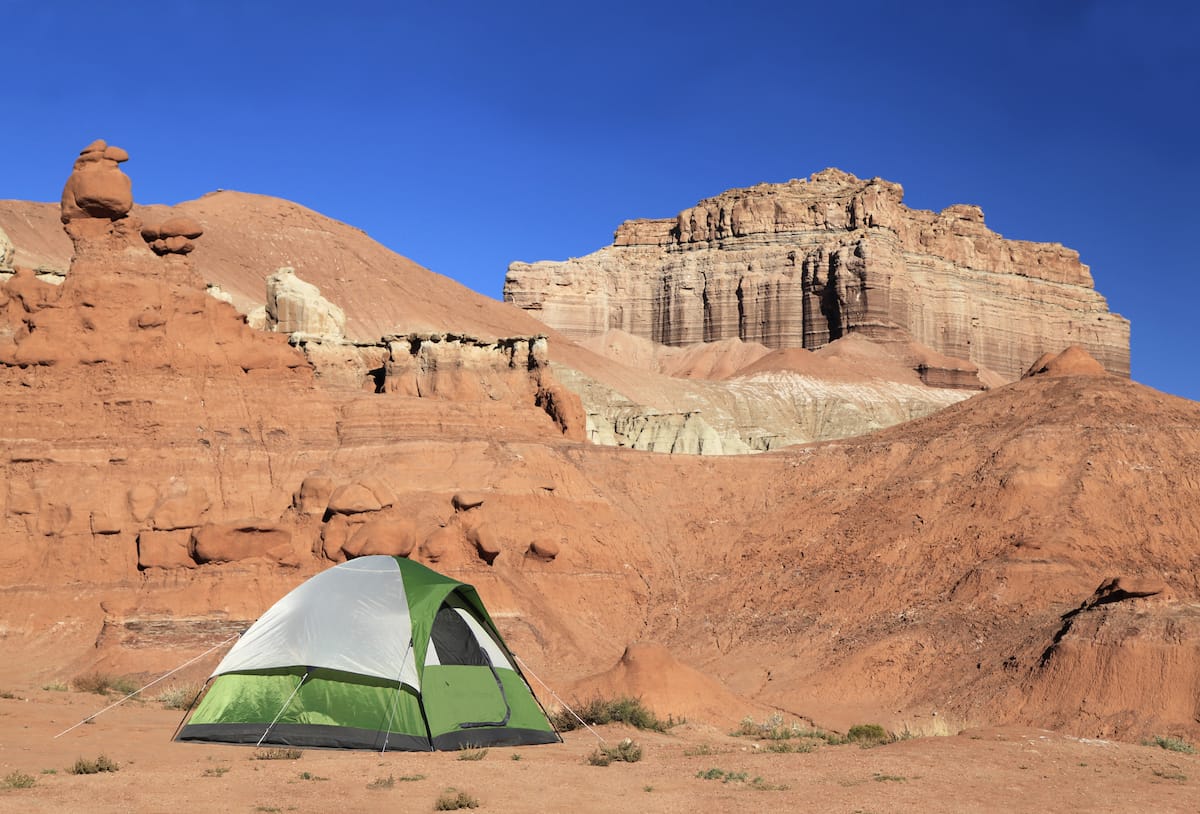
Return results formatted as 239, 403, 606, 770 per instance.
505, 169, 1131, 381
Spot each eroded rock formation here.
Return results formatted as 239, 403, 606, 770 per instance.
505, 169, 1131, 381
141, 215, 204, 255
0, 224, 13, 272
60, 139, 133, 223
260, 266, 347, 339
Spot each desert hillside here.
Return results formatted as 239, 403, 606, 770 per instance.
1, 141, 1196, 755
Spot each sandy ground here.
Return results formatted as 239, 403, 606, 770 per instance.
1, 689, 1196, 814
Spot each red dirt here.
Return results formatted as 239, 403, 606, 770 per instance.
1, 692, 1197, 813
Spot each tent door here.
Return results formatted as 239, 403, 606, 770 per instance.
425, 604, 512, 732
456, 652, 511, 729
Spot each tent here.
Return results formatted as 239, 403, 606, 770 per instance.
175, 555, 560, 750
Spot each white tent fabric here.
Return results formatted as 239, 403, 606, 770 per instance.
210, 557, 421, 689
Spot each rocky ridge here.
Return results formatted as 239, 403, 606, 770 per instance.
1, 190, 986, 456
504, 169, 1131, 382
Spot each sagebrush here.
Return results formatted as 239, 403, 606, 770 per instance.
550, 696, 674, 732
1144, 735, 1195, 754
434, 789, 480, 810
72, 673, 139, 696
69, 755, 119, 775
587, 738, 642, 766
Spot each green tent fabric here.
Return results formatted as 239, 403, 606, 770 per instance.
175, 555, 560, 750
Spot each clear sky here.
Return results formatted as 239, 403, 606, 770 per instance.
5, 1, 1197, 400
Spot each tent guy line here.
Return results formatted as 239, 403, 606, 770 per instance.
53, 633, 241, 740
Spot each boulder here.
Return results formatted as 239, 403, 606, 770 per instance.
420, 525, 461, 564
60, 139, 133, 222
468, 524, 502, 565
150, 485, 210, 530
142, 215, 205, 256
358, 476, 396, 509
191, 520, 293, 564
528, 538, 560, 561
342, 518, 416, 558
137, 529, 195, 569
265, 267, 346, 339
326, 483, 382, 515
294, 473, 335, 515
321, 514, 350, 561
452, 492, 486, 512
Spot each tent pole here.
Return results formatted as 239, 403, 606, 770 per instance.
379, 639, 415, 753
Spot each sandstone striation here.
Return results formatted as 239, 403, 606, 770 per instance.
505, 169, 1131, 381
0, 224, 13, 272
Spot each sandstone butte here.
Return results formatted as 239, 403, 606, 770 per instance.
0, 144, 1198, 809
504, 168, 1131, 384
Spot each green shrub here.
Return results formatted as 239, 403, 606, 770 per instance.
154, 684, 201, 710
368, 773, 425, 788
748, 776, 789, 791
733, 714, 838, 745
2, 771, 36, 789
72, 673, 139, 696
762, 740, 816, 753
587, 738, 642, 766
847, 724, 892, 746
696, 768, 787, 790
456, 747, 488, 761
551, 696, 672, 732
1144, 735, 1196, 754
202, 766, 229, 777
69, 755, 119, 775
251, 748, 302, 761
42, 681, 68, 692
434, 789, 480, 810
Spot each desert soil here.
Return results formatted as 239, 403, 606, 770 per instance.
1, 688, 1196, 813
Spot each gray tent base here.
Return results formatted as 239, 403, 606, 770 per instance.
176, 722, 559, 751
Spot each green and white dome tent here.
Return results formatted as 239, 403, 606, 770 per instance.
175, 555, 561, 750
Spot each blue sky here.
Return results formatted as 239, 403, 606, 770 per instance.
5, 1, 1197, 400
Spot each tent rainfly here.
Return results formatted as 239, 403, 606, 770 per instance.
175, 555, 560, 750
